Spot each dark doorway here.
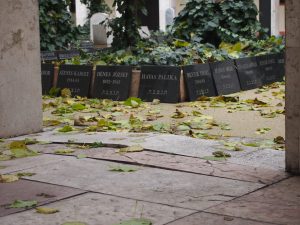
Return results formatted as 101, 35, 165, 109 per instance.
259, 0, 271, 36
140, 0, 160, 31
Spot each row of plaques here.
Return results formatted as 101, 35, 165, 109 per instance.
41, 53, 285, 103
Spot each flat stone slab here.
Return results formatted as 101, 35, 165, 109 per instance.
206, 177, 300, 225
0, 154, 65, 174
28, 143, 289, 184
0, 193, 195, 225
167, 212, 272, 225
0, 179, 85, 217
21, 157, 264, 210
12, 131, 266, 159
228, 148, 285, 170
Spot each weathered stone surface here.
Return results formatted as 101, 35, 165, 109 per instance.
21, 157, 263, 210
0, 154, 65, 174
207, 177, 300, 225
0, 193, 195, 225
0, 0, 42, 138
0, 179, 85, 217
28, 143, 288, 184
286, 0, 300, 173
227, 148, 285, 170
167, 212, 272, 225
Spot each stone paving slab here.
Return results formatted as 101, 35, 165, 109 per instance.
0, 193, 195, 225
228, 148, 285, 170
206, 177, 300, 225
0, 179, 85, 217
28, 143, 289, 185
0, 154, 65, 174
20, 157, 264, 211
10, 131, 253, 158
166, 212, 274, 225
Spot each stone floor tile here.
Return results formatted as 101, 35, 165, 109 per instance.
92, 150, 289, 184
21, 157, 263, 210
206, 177, 300, 225
0, 193, 195, 225
0, 179, 85, 217
26, 144, 289, 184
0, 154, 65, 174
228, 149, 285, 170
166, 212, 274, 225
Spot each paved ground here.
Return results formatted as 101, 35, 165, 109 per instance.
1, 82, 299, 225
0, 130, 299, 225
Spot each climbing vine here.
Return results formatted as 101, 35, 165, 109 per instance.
39, 0, 80, 51
80, 0, 111, 19
107, 0, 147, 50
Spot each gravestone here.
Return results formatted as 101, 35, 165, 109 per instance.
92, 66, 132, 100
41, 64, 55, 95
57, 50, 80, 60
90, 13, 113, 45
57, 65, 93, 97
80, 40, 95, 53
210, 60, 241, 95
165, 8, 175, 26
235, 57, 263, 90
257, 54, 280, 85
183, 64, 216, 101
41, 51, 57, 62
139, 66, 181, 103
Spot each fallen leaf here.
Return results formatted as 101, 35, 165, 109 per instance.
213, 151, 231, 158
171, 109, 185, 119
61, 222, 88, 225
77, 154, 87, 159
112, 218, 152, 225
274, 136, 285, 144
9, 200, 37, 209
0, 174, 19, 183
16, 173, 36, 177
256, 128, 271, 134
152, 99, 160, 105
124, 97, 143, 108
36, 207, 59, 214
109, 165, 138, 172
58, 125, 74, 133
54, 149, 75, 155
61, 88, 72, 98
117, 145, 144, 153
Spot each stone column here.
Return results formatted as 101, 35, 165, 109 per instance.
286, 0, 300, 174
0, 0, 43, 138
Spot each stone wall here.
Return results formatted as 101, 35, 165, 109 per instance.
0, 0, 42, 138
286, 0, 300, 174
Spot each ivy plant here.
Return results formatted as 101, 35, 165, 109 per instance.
80, 0, 111, 19
39, 0, 80, 51
172, 0, 267, 46
106, 0, 147, 50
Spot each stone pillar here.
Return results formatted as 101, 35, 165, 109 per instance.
286, 0, 300, 174
0, 0, 43, 138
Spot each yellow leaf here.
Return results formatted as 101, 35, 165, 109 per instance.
117, 145, 144, 153
36, 207, 59, 214
0, 174, 19, 183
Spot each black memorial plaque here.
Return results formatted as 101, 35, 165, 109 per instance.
57, 65, 92, 97
57, 50, 80, 60
139, 66, 181, 103
210, 60, 241, 95
235, 57, 263, 90
257, 54, 280, 85
183, 64, 216, 101
41, 64, 55, 95
92, 66, 132, 100
275, 52, 285, 81
80, 41, 96, 53
41, 51, 57, 62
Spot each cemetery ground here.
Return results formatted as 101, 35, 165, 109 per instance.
1, 81, 300, 225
